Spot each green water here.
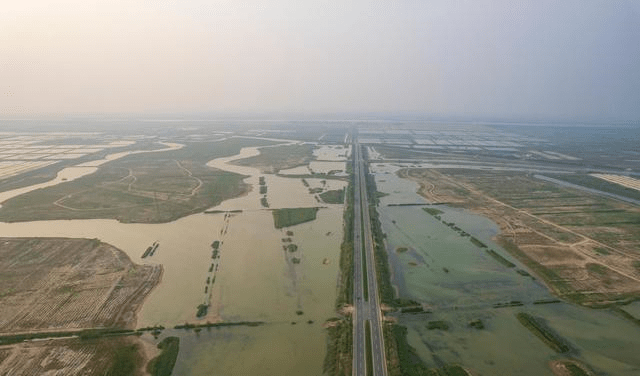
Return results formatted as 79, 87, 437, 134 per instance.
373, 164, 640, 375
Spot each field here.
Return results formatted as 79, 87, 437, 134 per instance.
233, 143, 314, 173
0, 138, 275, 223
0, 237, 160, 375
402, 168, 640, 306
0, 237, 160, 332
0, 336, 149, 376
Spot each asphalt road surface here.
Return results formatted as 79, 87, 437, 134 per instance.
352, 141, 388, 376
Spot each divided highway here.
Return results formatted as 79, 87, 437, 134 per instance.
352, 141, 388, 376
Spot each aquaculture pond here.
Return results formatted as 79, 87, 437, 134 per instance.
372, 163, 640, 376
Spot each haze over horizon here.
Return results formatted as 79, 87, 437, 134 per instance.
2, 1, 639, 121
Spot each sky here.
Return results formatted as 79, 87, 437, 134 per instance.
2, 1, 639, 120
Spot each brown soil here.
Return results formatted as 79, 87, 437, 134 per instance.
0, 237, 160, 333
0, 336, 148, 376
0, 237, 160, 374
403, 168, 640, 306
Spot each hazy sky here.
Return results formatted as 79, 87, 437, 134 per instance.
2, 1, 639, 120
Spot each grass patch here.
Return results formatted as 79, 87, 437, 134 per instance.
426, 320, 449, 330
234, 144, 314, 173
147, 336, 180, 376
485, 249, 516, 268
272, 207, 319, 228
323, 318, 353, 376
423, 207, 444, 216
320, 189, 345, 204
386, 324, 433, 376
593, 247, 610, 255
586, 263, 608, 275
105, 341, 142, 376
516, 312, 570, 353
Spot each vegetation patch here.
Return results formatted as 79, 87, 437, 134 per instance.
516, 312, 570, 353
320, 189, 345, 204
234, 144, 314, 173
386, 324, 433, 376
423, 207, 444, 216
272, 207, 319, 228
323, 319, 352, 376
426, 320, 449, 330
147, 336, 180, 376
485, 249, 516, 268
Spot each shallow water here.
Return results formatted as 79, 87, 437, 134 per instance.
0, 141, 345, 375
375, 163, 640, 375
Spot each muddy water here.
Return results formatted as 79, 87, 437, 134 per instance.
0, 213, 225, 326
0, 141, 345, 375
373, 163, 640, 376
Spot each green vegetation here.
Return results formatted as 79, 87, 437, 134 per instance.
422, 207, 444, 216
196, 304, 208, 318
386, 324, 433, 376
320, 188, 346, 204
586, 263, 608, 275
286, 244, 298, 252
174, 321, 264, 330
396, 247, 408, 253
426, 320, 449, 330
493, 300, 524, 308
362, 236, 369, 301
468, 319, 484, 329
469, 237, 487, 248
365, 321, 373, 376
516, 312, 570, 353
565, 363, 590, 376
325, 151, 354, 376
594, 247, 610, 255
0, 138, 278, 223
259, 176, 266, 185
260, 185, 268, 194
485, 249, 516, 268
272, 207, 319, 228
336, 175, 354, 308
234, 143, 314, 173
260, 197, 269, 208
147, 336, 180, 376
105, 342, 141, 376
323, 319, 353, 376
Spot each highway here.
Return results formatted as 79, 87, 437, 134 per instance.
352, 140, 388, 376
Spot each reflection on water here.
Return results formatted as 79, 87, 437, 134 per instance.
376, 163, 640, 376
